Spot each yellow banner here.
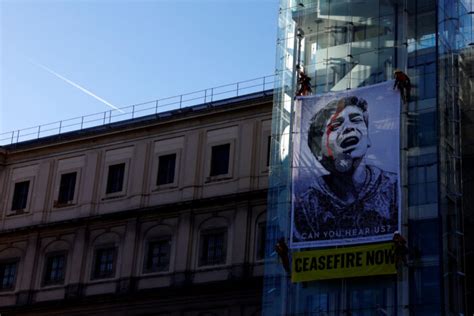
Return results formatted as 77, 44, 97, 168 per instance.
292, 242, 396, 282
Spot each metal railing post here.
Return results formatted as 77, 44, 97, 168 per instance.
109, 110, 112, 123
179, 95, 183, 109
37, 126, 41, 139
211, 88, 214, 102
11, 131, 14, 144
58, 121, 62, 134
16, 130, 20, 143
132, 105, 135, 119
204, 89, 207, 103
263, 76, 266, 91
81, 116, 84, 129
155, 100, 159, 113
236, 83, 239, 96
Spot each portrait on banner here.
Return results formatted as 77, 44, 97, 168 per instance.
291, 82, 401, 248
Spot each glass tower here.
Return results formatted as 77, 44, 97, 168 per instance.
264, 0, 473, 315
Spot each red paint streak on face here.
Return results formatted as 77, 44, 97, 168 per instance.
325, 107, 344, 159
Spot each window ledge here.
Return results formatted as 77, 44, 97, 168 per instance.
88, 276, 117, 284
141, 269, 171, 276
53, 202, 76, 209
196, 263, 229, 271
205, 175, 233, 183
152, 184, 178, 192
41, 283, 65, 289
102, 194, 127, 201
6, 209, 30, 217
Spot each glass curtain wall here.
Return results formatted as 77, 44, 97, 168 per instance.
459, 2, 474, 314
405, 0, 441, 315
265, 1, 402, 315
263, 0, 470, 315
437, 0, 473, 314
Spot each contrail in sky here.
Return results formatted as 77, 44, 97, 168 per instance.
29, 60, 124, 113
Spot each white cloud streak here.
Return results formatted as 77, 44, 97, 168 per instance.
29, 60, 124, 113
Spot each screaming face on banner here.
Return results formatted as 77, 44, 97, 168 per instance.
291, 82, 400, 248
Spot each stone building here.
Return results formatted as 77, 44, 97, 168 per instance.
0, 90, 273, 315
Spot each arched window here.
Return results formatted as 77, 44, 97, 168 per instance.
90, 232, 121, 280
41, 240, 70, 286
197, 217, 229, 267
0, 247, 23, 291
142, 224, 174, 274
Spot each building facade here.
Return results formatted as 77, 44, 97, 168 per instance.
1, 1, 473, 314
263, 0, 473, 315
0, 91, 273, 315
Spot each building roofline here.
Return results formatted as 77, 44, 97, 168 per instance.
1, 89, 273, 152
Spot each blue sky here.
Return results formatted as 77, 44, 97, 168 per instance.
0, 0, 278, 135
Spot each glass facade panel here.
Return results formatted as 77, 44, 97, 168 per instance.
408, 154, 438, 206
410, 266, 441, 315
409, 219, 439, 258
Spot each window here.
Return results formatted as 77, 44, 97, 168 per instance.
43, 253, 66, 285
409, 219, 439, 258
57, 172, 77, 205
408, 154, 437, 206
265, 222, 279, 259
0, 260, 18, 291
210, 144, 230, 176
266, 135, 272, 167
144, 238, 171, 273
256, 222, 267, 260
349, 288, 387, 313
199, 229, 227, 266
11, 181, 30, 211
410, 266, 441, 308
157, 154, 176, 186
305, 293, 330, 314
93, 247, 116, 279
106, 163, 125, 194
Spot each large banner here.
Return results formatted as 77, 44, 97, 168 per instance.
291, 81, 400, 249
292, 242, 397, 282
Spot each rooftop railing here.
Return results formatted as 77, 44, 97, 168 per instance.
0, 75, 275, 146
